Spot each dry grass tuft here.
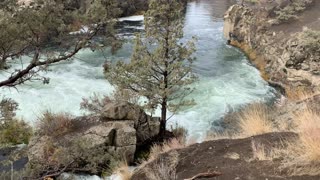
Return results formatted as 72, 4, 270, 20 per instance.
286, 86, 317, 101
137, 138, 184, 173
37, 111, 74, 137
145, 152, 179, 180
238, 103, 273, 137
112, 161, 132, 180
148, 138, 184, 161
250, 141, 278, 161
280, 108, 320, 175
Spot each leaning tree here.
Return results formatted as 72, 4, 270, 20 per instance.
0, 0, 121, 87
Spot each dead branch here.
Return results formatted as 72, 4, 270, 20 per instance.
184, 171, 222, 180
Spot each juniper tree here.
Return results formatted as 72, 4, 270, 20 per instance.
105, 0, 197, 136
0, 0, 121, 87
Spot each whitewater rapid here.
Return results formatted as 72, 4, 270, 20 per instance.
0, 2, 274, 141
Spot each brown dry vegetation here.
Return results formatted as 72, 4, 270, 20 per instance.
228, 96, 320, 176
286, 86, 319, 101
111, 161, 132, 180
237, 103, 273, 136
135, 90, 320, 178
279, 108, 320, 175
36, 111, 75, 137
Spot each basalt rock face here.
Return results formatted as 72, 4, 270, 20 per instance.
27, 104, 159, 175
102, 102, 160, 143
224, 1, 320, 93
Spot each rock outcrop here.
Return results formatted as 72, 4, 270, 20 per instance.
224, 0, 320, 94
131, 132, 320, 180
27, 103, 159, 175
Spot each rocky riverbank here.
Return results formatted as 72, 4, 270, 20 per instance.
224, 0, 320, 96
0, 103, 161, 178
129, 1, 320, 179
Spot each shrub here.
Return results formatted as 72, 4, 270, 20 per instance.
0, 119, 32, 145
275, 0, 313, 23
299, 28, 320, 54
0, 98, 32, 145
0, 98, 18, 121
36, 111, 74, 137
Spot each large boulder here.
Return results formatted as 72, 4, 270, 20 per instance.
28, 120, 137, 174
27, 104, 160, 175
101, 102, 160, 143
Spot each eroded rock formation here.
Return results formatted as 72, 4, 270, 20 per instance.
224, 0, 320, 93
27, 103, 159, 175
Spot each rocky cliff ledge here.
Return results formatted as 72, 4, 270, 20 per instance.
26, 103, 159, 176
224, 0, 320, 95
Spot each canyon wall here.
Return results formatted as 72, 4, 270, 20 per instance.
224, 0, 320, 95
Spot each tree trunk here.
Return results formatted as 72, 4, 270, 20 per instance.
160, 100, 167, 137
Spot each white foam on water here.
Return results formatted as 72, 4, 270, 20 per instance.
0, 51, 114, 124
0, 1, 277, 179
166, 60, 274, 141
0, 2, 274, 139
118, 15, 144, 22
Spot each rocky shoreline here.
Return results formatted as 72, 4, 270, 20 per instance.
1, 1, 319, 179
223, 0, 320, 95
129, 1, 320, 179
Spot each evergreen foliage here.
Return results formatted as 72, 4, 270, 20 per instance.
0, 98, 32, 145
0, 0, 121, 87
105, 0, 197, 136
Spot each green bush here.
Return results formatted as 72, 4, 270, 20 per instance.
0, 119, 32, 145
275, 0, 313, 23
0, 98, 33, 146
300, 28, 320, 53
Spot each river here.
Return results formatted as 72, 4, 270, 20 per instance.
0, 0, 274, 141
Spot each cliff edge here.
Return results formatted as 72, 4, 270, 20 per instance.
224, 0, 320, 95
